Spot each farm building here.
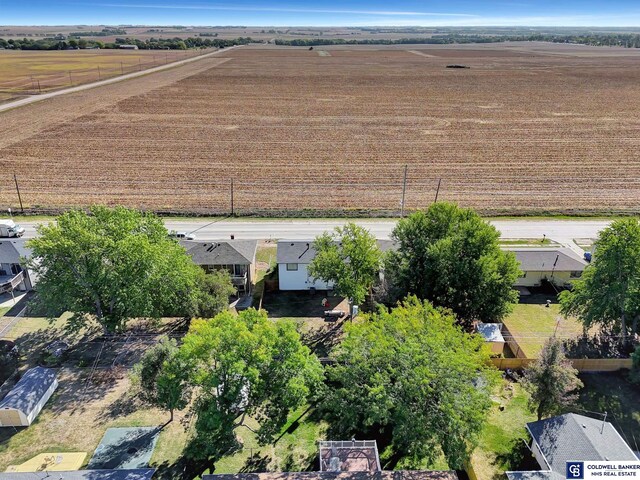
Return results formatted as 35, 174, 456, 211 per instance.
277, 240, 394, 291
476, 323, 505, 355
119, 44, 139, 50
507, 248, 588, 288
0, 367, 58, 427
182, 240, 258, 295
506, 413, 637, 480
0, 470, 155, 479
0, 239, 35, 294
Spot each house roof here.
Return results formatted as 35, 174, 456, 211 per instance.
181, 240, 257, 266
0, 239, 30, 264
506, 248, 587, 272
527, 413, 637, 472
277, 240, 395, 265
203, 472, 458, 480
0, 469, 156, 479
0, 367, 57, 416
476, 323, 505, 343
506, 472, 561, 480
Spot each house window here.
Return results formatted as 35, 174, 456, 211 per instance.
570, 271, 582, 279
286, 263, 298, 271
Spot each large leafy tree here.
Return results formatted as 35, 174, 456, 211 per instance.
192, 269, 236, 319
322, 296, 499, 469
131, 336, 191, 423
308, 223, 382, 306
385, 202, 520, 326
559, 218, 640, 344
180, 309, 323, 460
522, 337, 583, 420
27, 206, 209, 333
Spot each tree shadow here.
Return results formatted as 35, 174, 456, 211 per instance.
493, 437, 539, 480
300, 319, 346, 358
240, 453, 271, 473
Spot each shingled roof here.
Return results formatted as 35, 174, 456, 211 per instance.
182, 240, 257, 265
0, 367, 56, 417
506, 248, 587, 272
0, 239, 30, 264
277, 240, 395, 265
527, 413, 637, 471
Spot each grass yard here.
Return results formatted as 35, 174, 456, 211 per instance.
471, 381, 537, 480
499, 238, 559, 247
503, 303, 584, 358
0, 306, 9, 317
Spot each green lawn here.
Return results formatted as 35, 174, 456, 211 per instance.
499, 238, 559, 247
471, 381, 537, 480
503, 303, 584, 358
0, 306, 10, 317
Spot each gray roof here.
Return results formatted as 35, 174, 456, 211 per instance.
277, 240, 395, 265
0, 239, 31, 264
506, 248, 587, 272
506, 472, 560, 480
527, 413, 637, 472
203, 472, 458, 480
476, 323, 505, 343
0, 470, 155, 480
182, 240, 257, 266
0, 367, 57, 415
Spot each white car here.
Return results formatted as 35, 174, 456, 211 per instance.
169, 231, 196, 241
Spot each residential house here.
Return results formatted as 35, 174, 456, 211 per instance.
507, 248, 588, 288
0, 239, 35, 294
506, 413, 638, 480
182, 240, 258, 295
0, 367, 58, 427
277, 240, 394, 291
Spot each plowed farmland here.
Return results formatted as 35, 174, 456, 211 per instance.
1, 43, 640, 215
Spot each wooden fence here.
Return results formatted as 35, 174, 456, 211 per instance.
491, 357, 632, 371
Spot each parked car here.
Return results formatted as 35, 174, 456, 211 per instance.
169, 230, 196, 241
0, 219, 25, 238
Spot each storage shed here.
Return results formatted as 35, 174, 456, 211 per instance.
0, 367, 58, 427
476, 323, 505, 355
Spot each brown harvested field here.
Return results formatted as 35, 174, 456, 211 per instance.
1, 42, 640, 215
0, 49, 207, 103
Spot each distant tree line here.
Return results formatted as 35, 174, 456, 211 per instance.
274, 33, 640, 48
68, 28, 127, 36
0, 36, 255, 50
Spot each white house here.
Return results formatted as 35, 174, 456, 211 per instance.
508, 248, 588, 288
277, 240, 394, 291
0, 239, 36, 294
0, 367, 58, 427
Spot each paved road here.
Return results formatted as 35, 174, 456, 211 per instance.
15, 218, 611, 249
0, 46, 238, 113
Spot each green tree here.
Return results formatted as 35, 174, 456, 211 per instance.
191, 270, 236, 318
522, 337, 583, 421
308, 223, 382, 306
180, 309, 323, 460
322, 296, 499, 469
26, 206, 204, 333
559, 218, 640, 344
131, 336, 190, 422
385, 203, 520, 326
630, 345, 640, 384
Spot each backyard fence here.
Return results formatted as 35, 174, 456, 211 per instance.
491, 357, 632, 372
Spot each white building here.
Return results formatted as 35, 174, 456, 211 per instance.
507, 248, 588, 288
0, 367, 58, 427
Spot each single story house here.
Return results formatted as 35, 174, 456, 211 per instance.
507, 248, 588, 288
0, 239, 35, 294
182, 240, 258, 295
0, 470, 155, 479
277, 240, 394, 291
476, 323, 505, 355
506, 413, 638, 480
0, 367, 58, 427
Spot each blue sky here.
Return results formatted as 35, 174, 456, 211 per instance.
3, 0, 640, 26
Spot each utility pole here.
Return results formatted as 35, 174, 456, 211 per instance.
97, 65, 101, 80
400, 164, 408, 217
36, 79, 41, 94
120, 62, 124, 75
138, 58, 142, 71
13, 174, 24, 213
434, 178, 442, 203
230, 179, 235, 216
68, 71, 73, 86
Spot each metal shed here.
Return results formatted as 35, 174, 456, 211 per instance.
0, 367, 58, 427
